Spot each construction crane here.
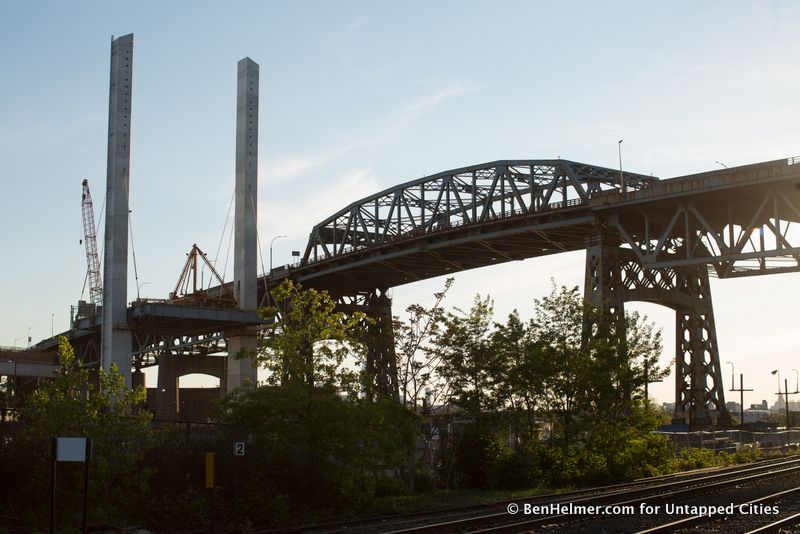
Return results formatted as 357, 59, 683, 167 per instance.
81, 179, 103, 307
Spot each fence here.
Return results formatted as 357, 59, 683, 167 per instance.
658, 429, 800, 452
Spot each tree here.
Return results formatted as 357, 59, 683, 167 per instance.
0, 337, 151, 527
219, 281, 421, 521
256, 279, 366, 394
435, 294, 501, 427
528, 284, 587, 448
394, 277, 453, 411
493, 310, 547, 442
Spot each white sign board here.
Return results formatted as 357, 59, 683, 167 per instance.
56, 437, 87, 462
233, 441, 245, 456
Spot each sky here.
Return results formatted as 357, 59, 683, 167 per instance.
1, 1, 798, 408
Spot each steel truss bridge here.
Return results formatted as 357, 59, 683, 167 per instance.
264, 156, 800, 425
17, 156, 800, 425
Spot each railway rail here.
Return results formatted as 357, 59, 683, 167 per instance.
253, 455, 800, 533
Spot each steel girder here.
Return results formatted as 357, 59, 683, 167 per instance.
335, 290, 399, 400
605, 158, 800, 277
303, 160, 657, 264
131, 332, 227, 369
611, 248, 731, 426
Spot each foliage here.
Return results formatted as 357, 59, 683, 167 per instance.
217, 382, 420, 523
404, 281, 673, 490
395, 277, 453, 410
0, 337, 151, 528
257, 279, 367, 393
435, 294, 502, 427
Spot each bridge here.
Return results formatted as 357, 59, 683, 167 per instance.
4, 34, 799, 427
260, 156, 800, 425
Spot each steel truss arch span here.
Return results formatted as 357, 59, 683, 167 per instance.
302, 159, 658, 264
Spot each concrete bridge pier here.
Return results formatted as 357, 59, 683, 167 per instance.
155, 353, 226, 421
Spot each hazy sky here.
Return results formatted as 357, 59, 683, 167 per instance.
1, 1, 798, 406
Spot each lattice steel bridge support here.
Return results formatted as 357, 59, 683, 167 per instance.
337, 289, 399, 401
584, 227, 732, 427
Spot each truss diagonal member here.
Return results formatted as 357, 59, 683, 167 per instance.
731, 193, 772, 256
610, 215, 647, 263
448, 177, 472, 223
688, 204, 731, 256
477, 240, 515, 261
562, 164, 590, 203
505, 168, 529, 213
764, 220, 800, 259
653, 207, 684, 259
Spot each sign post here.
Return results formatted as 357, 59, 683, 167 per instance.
233, 442, 245, 531
50, 437, 92, 534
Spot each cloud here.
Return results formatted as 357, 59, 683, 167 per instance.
263, 83, 479, 184
258, 167, 381, 250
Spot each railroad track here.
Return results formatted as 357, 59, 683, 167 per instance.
252, 455, 800, 533
384, 457, 800, 533
640, 486, 800, 533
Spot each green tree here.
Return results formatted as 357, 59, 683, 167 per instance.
0, 337, 151, 527
394, 277, 453, 410
529, 284, 587, 448
218, 281, 421, 522
257, 279, 366, 394
436, 294, 501, 428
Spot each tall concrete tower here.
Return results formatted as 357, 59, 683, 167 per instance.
101, 34, 134, 386
227, 57, 260, 391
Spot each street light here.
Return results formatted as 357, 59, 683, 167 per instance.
793, 369, 799, 393
617, 140, 624, 193
269, 235, 287, 271
51, 313, 55, 338
715, 161, 728, 169
137, 281, 152, 300
726, 361, 734, 391
26, 327, 30, 349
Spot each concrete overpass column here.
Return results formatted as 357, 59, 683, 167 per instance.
101, 33, 134, 387
227, 57, 260, 392
156, 354, 179, 420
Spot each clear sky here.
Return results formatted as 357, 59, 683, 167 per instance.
1, 1, 798, 407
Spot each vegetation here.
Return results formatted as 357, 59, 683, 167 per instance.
0, 337, 151, 528
0, 280, 770, 530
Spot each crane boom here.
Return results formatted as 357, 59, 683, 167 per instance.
81, 179, 103, 307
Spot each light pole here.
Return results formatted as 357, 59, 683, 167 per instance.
618, 140, 624, 194
137, 281, 152, 300
726, 361, 734, 391
27, 327, 30, 349
51, 313, 55, 338
772, 370, 791, 429
715, 161, 728, 169
793, 369, 799, 394
269, 235, 287, 272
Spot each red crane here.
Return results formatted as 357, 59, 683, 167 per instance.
81, 179, 103, 307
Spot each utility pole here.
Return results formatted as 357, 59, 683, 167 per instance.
730, 373, 752, 446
